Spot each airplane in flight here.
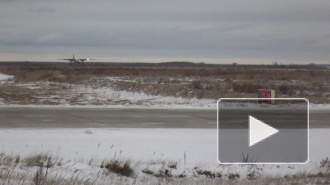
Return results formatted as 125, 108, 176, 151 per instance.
59, 54, 96, 64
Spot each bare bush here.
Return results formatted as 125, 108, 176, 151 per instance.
104, 160, 134, 177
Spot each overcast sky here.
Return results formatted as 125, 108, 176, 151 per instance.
0, 0, 329, 64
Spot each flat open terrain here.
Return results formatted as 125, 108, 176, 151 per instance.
0, 65, 330, 184
0, 64, 329, 105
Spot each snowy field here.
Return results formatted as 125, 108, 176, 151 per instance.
1, 73, 330, 184
1, 128, 330, 184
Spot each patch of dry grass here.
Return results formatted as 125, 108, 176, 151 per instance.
24, 153, 54, 168
103, 159, 134, 177
1, 152, 330, 184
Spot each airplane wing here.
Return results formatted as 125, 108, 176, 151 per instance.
58, 59, 74, 61
79, 59, 96, 62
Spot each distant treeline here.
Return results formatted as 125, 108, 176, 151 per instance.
0, 61, 327, 70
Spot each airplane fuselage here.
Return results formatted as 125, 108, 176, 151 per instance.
60, 54, 95, 64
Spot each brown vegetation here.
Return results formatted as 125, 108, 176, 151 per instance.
104, 160, 134, 177
0, 66, 329, 104
0, 66, 329, 82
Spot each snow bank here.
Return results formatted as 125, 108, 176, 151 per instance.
0, 73, 13, 81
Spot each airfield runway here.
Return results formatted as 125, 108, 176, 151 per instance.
0, 107, 328, 128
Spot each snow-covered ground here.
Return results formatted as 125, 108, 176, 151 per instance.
78, 86, 217, 108
1, 73, 330, 183
1, 128, 330, 179
0, 73, 13, 81
0, 73, 13, 86
0, 75, 218, 107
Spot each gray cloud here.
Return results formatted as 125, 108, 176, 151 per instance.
0, 0, 329, 63
28, 6, 56, 13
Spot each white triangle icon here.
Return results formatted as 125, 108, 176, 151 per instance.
249, 115, 279, 147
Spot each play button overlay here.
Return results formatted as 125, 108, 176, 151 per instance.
249, 115, 279, 147
217, 98, 309, 164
